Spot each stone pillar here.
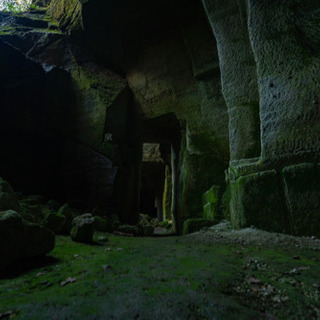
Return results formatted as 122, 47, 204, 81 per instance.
202, 0, 261, 161
248, 0, 320, 163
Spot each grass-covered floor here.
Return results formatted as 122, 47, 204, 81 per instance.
0, 233, 320, 319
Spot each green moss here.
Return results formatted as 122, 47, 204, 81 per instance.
230, 170, 289, 233
182, 218, 214, 235
202, 185, 221, 221
0, 234, 320, 319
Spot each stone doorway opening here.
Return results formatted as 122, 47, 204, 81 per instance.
140, 143, 172, 222
140, 113, 181, 233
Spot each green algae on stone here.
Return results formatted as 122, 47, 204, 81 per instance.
230, 170, 289, 233
182, 218, 214, 235
202, 185, 221, 221
70, 214, 94, 244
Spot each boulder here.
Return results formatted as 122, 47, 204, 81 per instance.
0, 178, 19, 211
70, 214, 95, 243
202, 185, 221, 221
42, 211, 66, 234
0, 210, 26, 270
0, 210, 55, 271
24, 223, 55, 259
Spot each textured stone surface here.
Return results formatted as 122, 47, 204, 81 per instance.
248, 0, 320, 162
71, 213, 95, 243
182, 218, 214, 235
202, 0, 261, 160
282, 163, 320, 236
230, 170, 289, 233
0, 210, 55, 271
202, 185, 221, 221
1, 0, 320, 236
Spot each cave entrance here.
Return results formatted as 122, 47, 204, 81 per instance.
140, 113, 181, 232
0, 0, 32, 11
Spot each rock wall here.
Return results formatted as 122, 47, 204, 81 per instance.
0, 0, 319, 235
202, 0, 320, 236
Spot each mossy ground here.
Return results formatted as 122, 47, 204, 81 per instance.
0, 232, 319, 319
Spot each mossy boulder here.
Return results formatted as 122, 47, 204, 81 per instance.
202, 185, 221, 221
0, 210, 26, 270
24, 223, 55, 258
70, 214, 95, 244
0, 210, 54, 271
282, 163, 320, 237
0, 177, 19, 211
182, 218, 214, 235
42, 211, 66, 234
137, 214, 156, 236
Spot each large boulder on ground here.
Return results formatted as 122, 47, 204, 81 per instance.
0, 210, 55, 271
0, 178, 19, 211
24, 223, 55, 258
0, 210, 26, 270
19, 202, 50, 224
70, 214, 95, 243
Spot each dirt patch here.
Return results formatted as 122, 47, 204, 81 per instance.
186, 220, 320, 251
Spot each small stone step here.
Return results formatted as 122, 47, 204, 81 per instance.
14, 16, 48, 29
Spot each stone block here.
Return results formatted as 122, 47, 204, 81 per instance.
230, 170, 288, 232
282, 163, 320, 236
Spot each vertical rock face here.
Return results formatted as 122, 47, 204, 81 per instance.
248, 0, 320, 162
215, 0, 320, 236
202, 0, 261, 161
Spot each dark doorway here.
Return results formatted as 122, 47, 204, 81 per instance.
139, 113, 181, 231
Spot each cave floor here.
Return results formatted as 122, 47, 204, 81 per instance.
0, 230, 320, 320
